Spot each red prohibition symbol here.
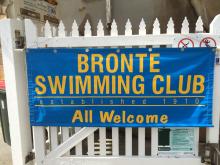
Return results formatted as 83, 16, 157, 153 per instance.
178, 38, 194, 48
200, 37, 217, 47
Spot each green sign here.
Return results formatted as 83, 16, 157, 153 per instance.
170, 129, 194, 151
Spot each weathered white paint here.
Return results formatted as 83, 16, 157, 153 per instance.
206, 14, 220, 143
24, 18, 46, 165
0, 19, 32, 165
48, 156, 202, 165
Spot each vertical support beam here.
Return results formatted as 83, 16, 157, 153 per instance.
0, 19, 33, 165
24, 19, 46, 165
207, 14, 220, 143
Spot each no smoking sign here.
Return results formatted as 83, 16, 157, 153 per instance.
178, 38, 194, 48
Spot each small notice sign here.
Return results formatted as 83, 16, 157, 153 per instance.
170, 129, 194, 151
200, 37, 217, 47
178, 38, 194, 48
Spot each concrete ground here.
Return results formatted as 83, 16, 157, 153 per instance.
0, 123, 12, 165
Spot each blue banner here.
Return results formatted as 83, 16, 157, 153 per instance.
26, 48, 215, 127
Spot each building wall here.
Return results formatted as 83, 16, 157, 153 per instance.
56, 0, 220, 35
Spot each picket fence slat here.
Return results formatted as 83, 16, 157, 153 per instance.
181, 17, 189, 34
97, 20, 104, 36
52, 26, 57, 37
139, 18, 146, 35
61, 128, 69, 143
125, 128, 132, 156
195, 16, 204, 33
33, 127, 46, 164
109, 19, 120, 157
87, 133, 94, 156
83, 21, 96, 156
151, 20, 161, 157
125, 19, 132, 35
96, 21, 106, 156
75, 127, 82, 155
167, 17, 174, 34
138, 20, 146, 157
85, 20, 92, 36
99, 128, 106, 156
44, 20, 52, 37
112, 128, 119, 156
50, 127, 58, 150
124, 20, 133, 156
58, 21, 66, 37
153, 18, 160, 35
138, 128, 145, 156
111, 19, 118, 36
72, 20, 79, 36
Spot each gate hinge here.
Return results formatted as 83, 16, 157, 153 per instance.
15, 30, 25, 49
25, 151, 35, 164
216, 48, 220, 65
216, 55, 220, 65
201, 143, 219, 164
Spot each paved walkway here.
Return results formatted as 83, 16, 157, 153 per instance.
0, 123, 12, 165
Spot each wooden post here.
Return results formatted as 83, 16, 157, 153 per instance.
0, 19, 33, 165
207, 14, 220, 143
24, 19, 46, 165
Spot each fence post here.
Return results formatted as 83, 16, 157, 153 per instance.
0, 19, 33, 165
207, 14, 220, 143
24, 19, 46, 165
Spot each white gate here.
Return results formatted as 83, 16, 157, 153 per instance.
0, 14, 220, 165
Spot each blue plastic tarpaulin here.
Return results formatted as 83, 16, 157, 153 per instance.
26, 48, 215, 127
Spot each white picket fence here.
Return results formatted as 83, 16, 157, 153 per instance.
0, 14, 220, 165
